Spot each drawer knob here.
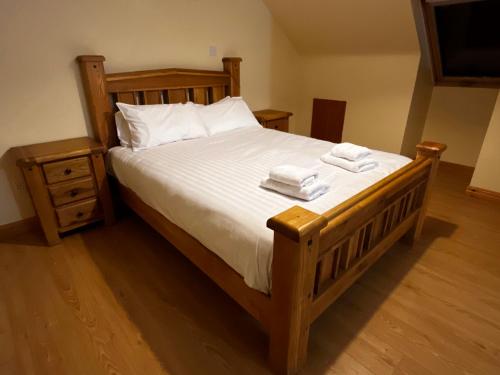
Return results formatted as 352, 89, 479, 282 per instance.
76, 211, 84, 219
64, 168, 72, 176
69, 189, 79, 197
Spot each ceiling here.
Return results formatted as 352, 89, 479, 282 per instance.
263, 0, 420, 55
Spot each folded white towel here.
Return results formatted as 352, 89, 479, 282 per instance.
321, 153, 378, 173
331, 142, 371, 161
260, 178, 329, 201
269, 164, 318, 187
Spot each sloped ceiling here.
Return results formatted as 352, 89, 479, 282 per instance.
263, 0, 419, 54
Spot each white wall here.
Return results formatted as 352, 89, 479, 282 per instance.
422, 87, 498, 167
263, 0, 419, 55
264, 0, 422, 155
470, 93, 500, 192
296, 53, 421, 153
0, 0, 301, 225
401, 56, 434, 157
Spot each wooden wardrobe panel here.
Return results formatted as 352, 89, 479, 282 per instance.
311, 98, 346, 143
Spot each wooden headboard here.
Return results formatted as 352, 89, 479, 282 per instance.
76, 55, 242, 149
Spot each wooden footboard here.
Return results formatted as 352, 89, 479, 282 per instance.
266, 141, 446, 374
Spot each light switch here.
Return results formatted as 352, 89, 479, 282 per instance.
209, 46, 217, 57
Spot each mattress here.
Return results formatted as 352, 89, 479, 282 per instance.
108, 127, 411, 293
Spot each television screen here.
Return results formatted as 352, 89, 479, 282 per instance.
434, 0, 500, 78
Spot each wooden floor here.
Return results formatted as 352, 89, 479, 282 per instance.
1, 163, 500, 375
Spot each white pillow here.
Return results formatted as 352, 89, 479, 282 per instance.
114, 111, 132, 147
116, 102, 207, 151
197, 97, 261, 136
182, 103, 209, 140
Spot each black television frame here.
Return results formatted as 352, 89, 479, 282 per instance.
422, 0, 500, 88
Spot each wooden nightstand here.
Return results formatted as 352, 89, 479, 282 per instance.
253, 109, 292, 132
10, 137, 114, 245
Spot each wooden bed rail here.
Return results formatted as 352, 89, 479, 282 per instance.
266, 141, 446, 375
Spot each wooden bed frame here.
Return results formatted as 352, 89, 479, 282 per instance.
77, 55, 446, 374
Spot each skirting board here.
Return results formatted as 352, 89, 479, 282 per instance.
466, 186, 500, 203
0, 216, 39, 241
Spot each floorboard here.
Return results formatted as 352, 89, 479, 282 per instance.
1, 163, 499, 374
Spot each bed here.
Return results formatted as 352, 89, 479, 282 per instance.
77, 55, 446, 374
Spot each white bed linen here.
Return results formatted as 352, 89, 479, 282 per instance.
108, 127, 411, 293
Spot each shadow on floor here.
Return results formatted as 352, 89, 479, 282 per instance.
303, 215, 457, 374
82, 213, 457, 374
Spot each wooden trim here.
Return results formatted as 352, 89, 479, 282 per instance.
21, 165, 61, 245
253, 110, 293, 123
106, 73, 231, 93
77, 56, 115, 149
319, 161, 431, 253
223, 57, 242, 96
420, 0, 500, 88
267, 206, 327, 242
322, 157, 430, 222
267, 207, 326, 373
422, 0, 444, 85
0, 217, 39, 241
410, 141, 446, 241
439, 160, 474, 170
10, 137, 105, 167
106, 67, 230, 81
311, 210, 420, 322
466, 186, 500, 202
90, 153, 115, 225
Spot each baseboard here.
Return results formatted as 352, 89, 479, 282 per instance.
439, 161, 475, 172
466, 186, 500, 202
0, 216, 39, 241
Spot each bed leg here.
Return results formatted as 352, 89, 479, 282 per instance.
267, 206, 327, 374
404, 141, 447, 244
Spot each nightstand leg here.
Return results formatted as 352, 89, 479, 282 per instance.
90, 153, 115, 225
22, 166, 61, 245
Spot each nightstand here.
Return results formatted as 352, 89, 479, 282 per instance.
253, 109, 292, 132
10, 137, 114, 245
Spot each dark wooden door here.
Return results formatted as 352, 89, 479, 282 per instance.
311, 98, 346, 143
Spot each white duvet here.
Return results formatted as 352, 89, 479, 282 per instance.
108, 127, 411, 293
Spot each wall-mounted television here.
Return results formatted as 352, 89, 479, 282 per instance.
422, 0, 500, 87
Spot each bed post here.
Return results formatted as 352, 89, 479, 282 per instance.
267, 206, 327, 375
409, 141, 447, 241
222, 57, 242, 96
76, 55, 114, 149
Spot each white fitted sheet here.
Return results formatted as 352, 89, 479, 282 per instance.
108, 127, 411, 293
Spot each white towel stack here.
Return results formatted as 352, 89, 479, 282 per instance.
260, 164, 329, 201
321, 142, 378, 172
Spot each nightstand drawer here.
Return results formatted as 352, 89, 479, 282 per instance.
56, 198, 101, 228
253, 109, 291, 133
265, 118, 289, 132
43, 157, 91, 184
48, 177, 96, 207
